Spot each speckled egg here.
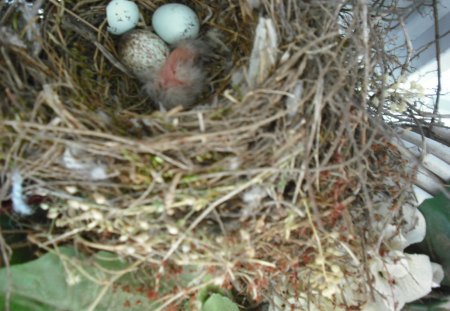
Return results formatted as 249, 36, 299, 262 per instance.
106, 0, 140, 35
152, 3, 200, 45
118, 29, 169, 81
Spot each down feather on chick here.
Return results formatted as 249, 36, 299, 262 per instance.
143, 39, 208, 110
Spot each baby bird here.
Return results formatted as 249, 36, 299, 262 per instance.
144, 39, 208, 110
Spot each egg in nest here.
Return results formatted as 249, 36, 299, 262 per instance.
118, 29, 170, 81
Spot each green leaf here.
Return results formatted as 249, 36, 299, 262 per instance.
404, 296, 450, 311
0, 247, 159, 311
416, 190, 450, 287
197, 285, 229, 304
0, 246, 220, 311
201, 293, 240, 311
0, 214, 37, 265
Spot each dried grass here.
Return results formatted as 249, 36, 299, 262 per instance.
0, 0, 430, 309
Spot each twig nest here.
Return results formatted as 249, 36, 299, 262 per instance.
152, 3, 200, 45
118, 29, 169, 81
106, 0, 140, 35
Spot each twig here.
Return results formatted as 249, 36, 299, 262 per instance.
430, 0, 441, 131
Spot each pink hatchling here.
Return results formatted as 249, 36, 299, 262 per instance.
144, 39, 207, 110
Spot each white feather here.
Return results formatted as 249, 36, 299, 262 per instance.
11, 169, 33, 215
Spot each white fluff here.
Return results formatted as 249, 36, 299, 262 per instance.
242, 186, 266, 205
62, 147, 109, 181
285, 82, 303, 117
11, 170, 33, 215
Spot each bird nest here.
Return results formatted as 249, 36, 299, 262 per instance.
0, 0, 424, 310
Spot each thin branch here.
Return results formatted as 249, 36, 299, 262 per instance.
430, 0, 441, 131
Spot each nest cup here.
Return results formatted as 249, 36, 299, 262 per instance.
0, 0, 432, 310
